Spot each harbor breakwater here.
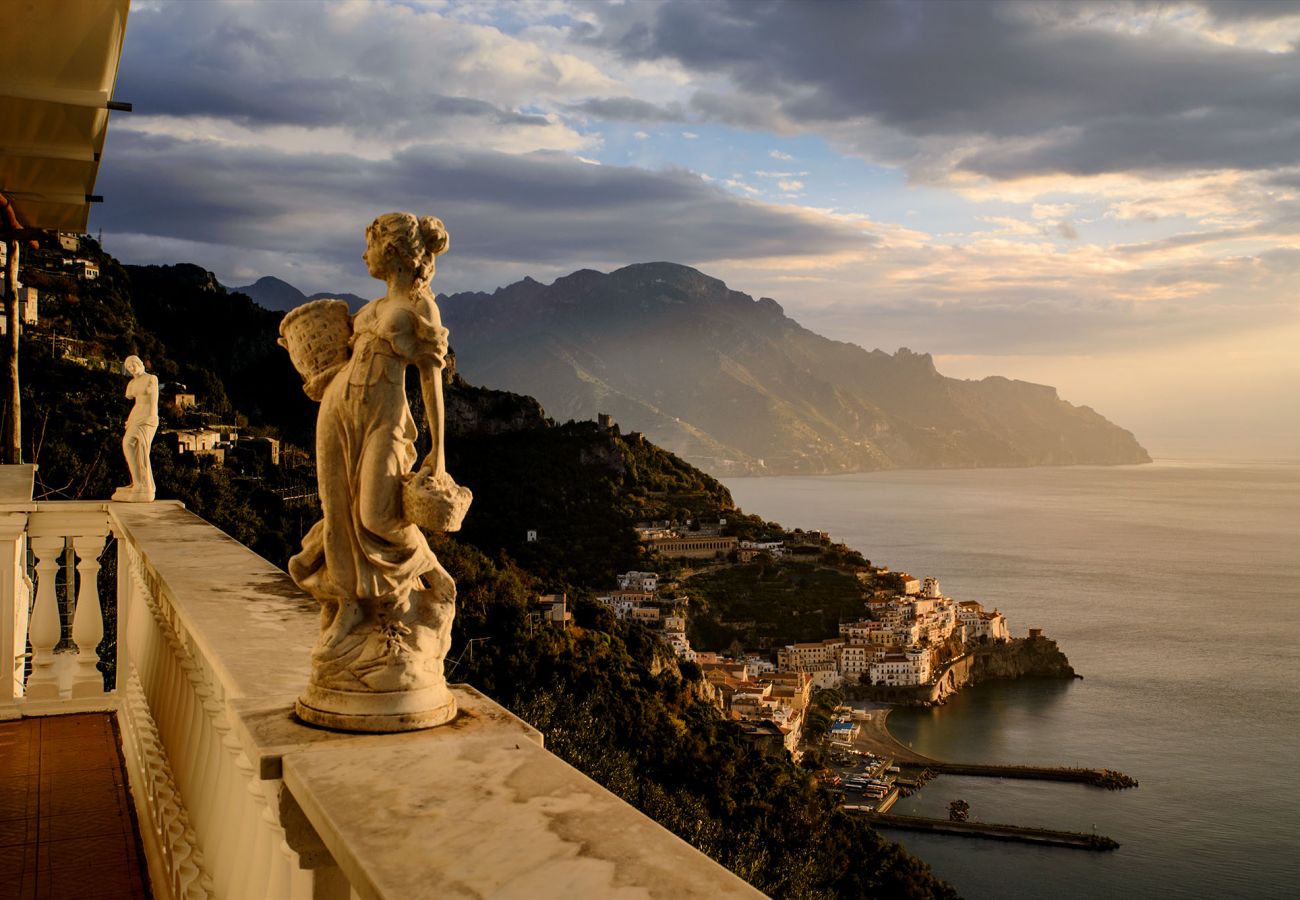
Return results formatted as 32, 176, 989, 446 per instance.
866, 813, 1120, 851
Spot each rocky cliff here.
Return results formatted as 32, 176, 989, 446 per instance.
971, 636, 1079, 683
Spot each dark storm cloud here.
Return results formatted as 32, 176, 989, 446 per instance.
1266, 168, 1300, 189
591, 0, 1300, 178
93, 131, 871, 291
1198, 0, 1300, 21
123, 72, 546, 134
962, 111, 1300, 178
114, 2, 559, 138
567, 97, 686, 123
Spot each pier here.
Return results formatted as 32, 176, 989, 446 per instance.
827, 701, 1137, 851
866, 813, 1120, 851
926, 763, 1138, 790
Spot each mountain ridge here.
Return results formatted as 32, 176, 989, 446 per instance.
231, 275, 367, 312
242, 260, 1149, 475
436, 261, 1150, 475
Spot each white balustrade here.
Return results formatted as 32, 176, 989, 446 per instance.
112, 505, 314, 900
0, 486, 765, 900
0, 503, 118, 709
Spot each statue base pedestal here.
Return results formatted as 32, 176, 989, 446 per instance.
112, 486, 155, 502
295, 681, 457, 733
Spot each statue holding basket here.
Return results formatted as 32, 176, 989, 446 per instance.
279, 212, 472, 732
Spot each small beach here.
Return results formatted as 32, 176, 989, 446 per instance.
844, 701, 935, 765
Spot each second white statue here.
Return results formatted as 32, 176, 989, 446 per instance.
280, 212, 472, 732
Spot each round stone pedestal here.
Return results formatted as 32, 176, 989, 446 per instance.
295, 682, 457, 733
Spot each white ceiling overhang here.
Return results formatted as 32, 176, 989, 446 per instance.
0, 0, 130, 234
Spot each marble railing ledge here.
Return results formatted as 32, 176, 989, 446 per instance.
233, 684, 544, 781
275, 684, 766, 900
109, 502, 318, 703
107, 500, 765, 899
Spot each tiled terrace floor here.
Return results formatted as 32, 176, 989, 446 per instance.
0, 713, 150, 899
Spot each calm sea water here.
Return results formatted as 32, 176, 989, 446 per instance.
723, 461, 1300, 900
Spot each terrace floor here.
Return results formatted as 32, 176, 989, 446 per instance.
0, 713, 151, 899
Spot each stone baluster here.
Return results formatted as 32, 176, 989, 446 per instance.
232, 750, 272, 899
70, 525, 110, 697
176, 827, 204, 898
195, 692, 231, 870
133, 611, 160, 714
245, 795, 280, 900
162, 632, 191, 758
154, 780, 180, 873
206, 712, 243, 898
0, 511, 29, 711
163, 652, 195, 784
252, 770, 307, 900
26, 533, 66, 699
114, 531, 129, 692
142, 593, 174, 731
64, 543, 75, 643
287, 848, 316, 900
182, 673, 215, 839
260, 802, 294, 900
150, 621, 176, 735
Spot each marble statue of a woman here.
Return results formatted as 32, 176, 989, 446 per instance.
281, 212, 471, 732
112, 355, 158, 502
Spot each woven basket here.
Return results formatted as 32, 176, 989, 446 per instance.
402, 469, 473, 532
278, 299, 353, 401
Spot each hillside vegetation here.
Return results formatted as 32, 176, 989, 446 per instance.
17, 238, 957, 897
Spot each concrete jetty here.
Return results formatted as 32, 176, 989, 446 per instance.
866, 813, 1120, 851
927, 762, 1138, 790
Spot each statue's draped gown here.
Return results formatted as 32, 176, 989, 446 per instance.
289, 293, 452, 688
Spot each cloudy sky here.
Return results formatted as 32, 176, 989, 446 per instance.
94, 0, 1300, 457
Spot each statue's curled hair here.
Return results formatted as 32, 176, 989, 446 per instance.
367, 212, 450, 291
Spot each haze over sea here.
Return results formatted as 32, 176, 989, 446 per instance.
724, 460, 1300, 900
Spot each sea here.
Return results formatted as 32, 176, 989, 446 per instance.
723, 460, 1300, 900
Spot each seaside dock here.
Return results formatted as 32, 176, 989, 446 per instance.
830, 701, 1136, 850
866, 813, 1120, 851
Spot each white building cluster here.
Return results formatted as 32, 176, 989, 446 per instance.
598, 571, 698, 661
775, 578, 1010, 688
695, 656, 812, 757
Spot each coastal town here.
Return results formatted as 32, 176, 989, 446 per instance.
587, 520, 1015, 767
572, 519, 1129, 833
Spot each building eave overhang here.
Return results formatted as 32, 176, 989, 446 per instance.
0, 0, 131, 234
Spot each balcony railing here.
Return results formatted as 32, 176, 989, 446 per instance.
1, 465, 762, 900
